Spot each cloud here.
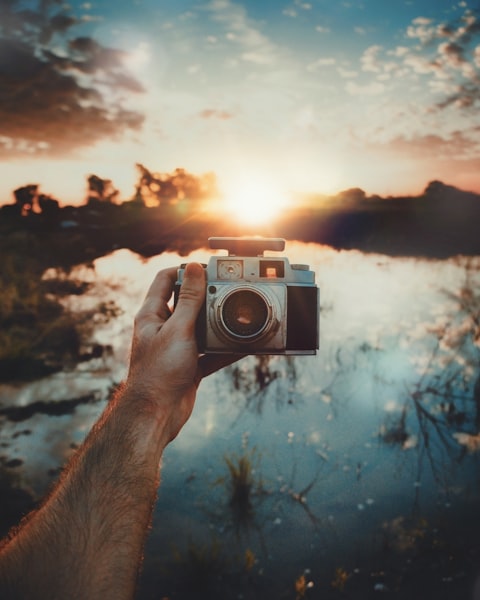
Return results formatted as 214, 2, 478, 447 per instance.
307, 57, 336, 72
387, 130, 480, 160
337, 66, 358, 79
345, 81, 385, 96
283, 8, 298, 18
296, 1, 312, 9
438, 41, 467, 67
0, 0, 144, 158
361, 45, 383, 72
474, 45, 480, 68
354, 8, 480, 111
199, 109, 234, 120
436, 83, 480, 109
207, 0, 281, 66
406, 17, 436, 44
283, 0, 312, 17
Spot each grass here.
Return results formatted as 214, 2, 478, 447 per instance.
223, 446, 264, 534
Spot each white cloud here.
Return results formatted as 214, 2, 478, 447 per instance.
283, 1, 311, 17
438, 41, 466, 68
80, 14, 103, 23
241, 51, 273, 65
474, 46, 480, 68
406, 16, 436, 43
207, 0, 280, 66
391, 46, 409, 58
345, 81, 385, 95
315, 25, 331, 34
337, 66, 358, 79
208, 0, 229, 8
361, 45, 383, 72
296, 1, 312, 9
428, 78, 456, 95
403, 53, 438, 75
307, 57, 336, 71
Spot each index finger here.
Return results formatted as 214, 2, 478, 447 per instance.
136, 266, 178, 325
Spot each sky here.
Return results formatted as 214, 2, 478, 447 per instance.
1, 0, 480, 207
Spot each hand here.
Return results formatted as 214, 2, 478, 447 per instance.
126, 262, 240, 444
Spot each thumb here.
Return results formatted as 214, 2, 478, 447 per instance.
172, 262, 206, 334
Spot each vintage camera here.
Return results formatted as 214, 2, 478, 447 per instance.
175, 237, 319, 355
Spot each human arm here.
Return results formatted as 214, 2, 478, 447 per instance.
0, 262, 236, 600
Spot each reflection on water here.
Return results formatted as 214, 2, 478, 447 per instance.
1, 243, 480, 597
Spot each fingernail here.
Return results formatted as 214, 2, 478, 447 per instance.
185, 262, 204, 278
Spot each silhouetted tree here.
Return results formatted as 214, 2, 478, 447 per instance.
86, 175, 119, 205
337, 187, 367, 205
134, 163, 218, 207
129, 185, 146, 207
379, 259, 480, 485
38, 194, 60, 217
14, 185, 38, 216
424, 180, 447, 198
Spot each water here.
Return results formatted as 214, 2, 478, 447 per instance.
1, 243, 479, 598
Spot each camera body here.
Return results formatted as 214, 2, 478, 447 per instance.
175, 237, 319, 355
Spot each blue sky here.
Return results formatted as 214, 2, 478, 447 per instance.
1, 0, 480, 205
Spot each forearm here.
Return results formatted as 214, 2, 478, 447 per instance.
0, 384, 169, 600
0, 263, 210, 599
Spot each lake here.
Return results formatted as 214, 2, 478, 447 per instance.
1, 242, 479, 599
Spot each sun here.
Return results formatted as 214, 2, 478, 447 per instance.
221, 173, 290, 225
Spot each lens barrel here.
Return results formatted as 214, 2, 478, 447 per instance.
220, 289, 270, 340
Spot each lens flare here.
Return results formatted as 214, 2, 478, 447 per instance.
222, 174, 290, 225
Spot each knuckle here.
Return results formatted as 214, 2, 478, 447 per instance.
178, 286, 200, 304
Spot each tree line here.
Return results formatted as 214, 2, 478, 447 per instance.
2, 164, 219, 218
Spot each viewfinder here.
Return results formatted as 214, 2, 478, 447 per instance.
260, 260, 284, 278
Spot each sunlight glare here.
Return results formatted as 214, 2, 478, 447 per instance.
222, 174, 290, 225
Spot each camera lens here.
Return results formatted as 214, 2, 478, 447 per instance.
221, 290, 269, 338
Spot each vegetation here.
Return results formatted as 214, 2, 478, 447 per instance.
170, 539, 229, 597
150, 538, 274, 600
0, 229, 120, 382
223, 446, 263, 534
227, 355, 299, 416
2, 171, 480, 598
378, 257, 480, 486
0, 166, 227, 382
2, 175, 480, 261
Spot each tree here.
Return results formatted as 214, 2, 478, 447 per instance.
336, 187, 367, 205
13, 185, 38, 216
38, 194, 60, 217
424, 180, 452, 199
134, 163, 218, 207
379, 258, 480, 486
86, 175, 119, 205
